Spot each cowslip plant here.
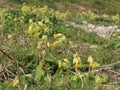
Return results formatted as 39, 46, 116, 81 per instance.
0, 4, 104, 89
87, 56, 100, 71
73, 52, 82, 69
58, 58, 70, 69
79, 11, 120, 25
56, 51, 101, 89
52, 33, 67, 48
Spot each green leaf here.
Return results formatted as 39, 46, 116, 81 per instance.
70, 75, 78, 81
101, 74, 109, 84
0, 82, 15, 90
35, 62, 45, 81
46, 57, 54, 62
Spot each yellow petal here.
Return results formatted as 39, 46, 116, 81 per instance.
95, 75, 101, 84
74, 63, 82, 68
12, 76, 19, 87
87, 56, 94, 64
58, 61, 62, 68
36, 45, 41, 50
8, 34, 12, 39
52, 41, 60, 47
90, 63, 94, 67
47, 42, 51, 48
64, 58, 69, 63
53, 33, 63, 39
33, 33, 40, 38
29, 19, 33, 24
35, 25, 41, 31
28, 29, 33, 35
36, 41, 42, 50
38, 21, 43, 26
70, 45, 75, 49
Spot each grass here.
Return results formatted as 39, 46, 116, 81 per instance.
61, 24, 120, 64
9, 0, 120, 15
1, 0, 120, 25
0, 1, 120, 90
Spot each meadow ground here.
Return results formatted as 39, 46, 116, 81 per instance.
0, 0, 120, 90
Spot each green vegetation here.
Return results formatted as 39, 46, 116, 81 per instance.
0, 1, 120, 90
1, 0, 120, 25
9, 0, 120, 15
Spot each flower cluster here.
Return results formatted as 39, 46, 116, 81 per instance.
52, 33, 67, 48
27, 19, 52, 38
73, 52, 82, 68
58, 58, 70, 69
87, 56, 99, 68
79, 11, 120, 24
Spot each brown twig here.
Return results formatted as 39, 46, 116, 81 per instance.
3, 73, 7, 82
99, 61, 120, 68
0, 48, 16, 63
0, 48, 27, 71
4, 66, 16, 76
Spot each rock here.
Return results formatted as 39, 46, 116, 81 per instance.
66, 21, 120, 38
90, 45, 98, 49
88, 24, 95, 29
82, 21, 88, 25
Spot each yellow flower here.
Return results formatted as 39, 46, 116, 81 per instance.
28, 29, 33, 35
33, 33, 40, 38
12, 76, 19, 87
87, 56, 94, 64
52, 41, 60, 47
44, 27, 49, 32
29, 24, 33, 30
88, 56, 94, 68
95, 75, 101, 84
40, 6, 48, 14
58, 61, 62, 68
42, 35, 47, 41
38, 21, 43, 26
40, 8, 46, 13
59, 36, 66, 43
8, 34, 12, 39
74, 63, 82, 69
73, 52, 82, 68
47, 42, 51, 48
63, 62, 69, 69
112, 14, 119, 21
36, 41, 42, 50
53, 33, 57, 38
36, 45, 41, 50
64, 58, 69, 63
103, 14, 109, 19
53, 33, 63, 38
42, 50, 46, 56
69, 41, 75, 48
14, 18, 17, 22
21, 5, 30, 12
90, 63, 95, 67
45, 18, 50, 23
29, 19, 33, 24
92, 62, 100, 68
35, 25, 41, 31
87, 56, 99, 68
70, 45, 75, 49
53, 35, 67, 47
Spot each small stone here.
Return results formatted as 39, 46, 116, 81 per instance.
82, 21, 88, 25
90, 45, 98, 49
